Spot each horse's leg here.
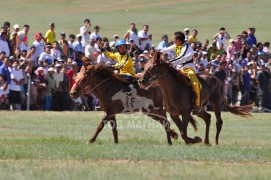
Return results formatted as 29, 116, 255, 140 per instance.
181, 113, 202, 144
169, 114, 182, 139
147, 113, 172, 145
109, 115, 118, 144
88, 112, 110, 144
212, 104, 223, 145
197, 110, 211, 145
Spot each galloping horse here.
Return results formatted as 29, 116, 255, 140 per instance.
70, 63, 197, 145
140, 52, 252, 145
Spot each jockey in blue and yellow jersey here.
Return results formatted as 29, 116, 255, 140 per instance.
161, 31, 201, 115
102, 39, 136, 82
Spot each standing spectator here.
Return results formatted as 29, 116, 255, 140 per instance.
68, 34, 75, 50
18, 35, 29, 52
256, 64, 271, 111
227, 39, 235, 59
231, 52, 241, 74
123, 23, 140, 48
0, 75, 9, 109
18, 24, 30, 46
132, 51, 140, 73
228, 68, 239, 106
9, 60, 24, 110
188, 29, 198, 44
73, 34, 84, 54
53, 64, 64, 111
0, 52, 6, 66
213, 27, 231, 48
183, 28, 190, 42
0, 57, 10, 89
109, 35, 119, 49
246, 27, 257, 48
3, 21, 11, 43
45, 68, 56, 111
211, 54, 222, 67
80, 19, 91, 49
51, 41, 62, 60
214, 61, 227, 83
241, 52, 252, 68
0, 32, 10, 57
45, 22, 56, 45
202, 39, 209, 51
26, 46, 38, 67
39, 46, 53, 65
85, 38, 98, 61
58, 32, 69, 60
66, 62, 78, 91
138, 25, 152, 51
97, 42, 115, 65
234, 35, 242, 53
199, 51, 208, 67
90, 26, 101, 41
240, 41, 249, 59
240, 66, 251, 105
9, 32, 18, 56
11, 24, 20, 37
156, 35, 168, 50
33, 32, 45, 58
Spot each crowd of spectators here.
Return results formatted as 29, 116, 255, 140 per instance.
0, 20, 270, 112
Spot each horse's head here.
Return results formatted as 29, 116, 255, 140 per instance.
140, 52, 166, 88
69, 63, 94, 100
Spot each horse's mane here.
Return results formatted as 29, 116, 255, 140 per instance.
93, 64, 129, 84
160, 60, 192, 88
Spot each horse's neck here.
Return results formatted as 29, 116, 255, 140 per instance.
157, 71, 178, 99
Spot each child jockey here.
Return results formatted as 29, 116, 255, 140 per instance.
161, 31, 201, 115
102, 39, 136, 83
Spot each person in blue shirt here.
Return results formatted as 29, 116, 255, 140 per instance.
156, 35, 168, 50
0, 57, 11, 85
246, 28, 257, 48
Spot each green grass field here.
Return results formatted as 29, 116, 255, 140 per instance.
1, 0, 271, 45
0, 111, 270, 179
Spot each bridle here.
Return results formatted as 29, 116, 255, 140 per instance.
74, 69, 110, 95
143, 62, 168, 88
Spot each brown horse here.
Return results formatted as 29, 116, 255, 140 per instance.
70, 64, 198, 145
140, 52, 252, 145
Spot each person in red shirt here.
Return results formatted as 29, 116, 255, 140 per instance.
66, 62, 78, 90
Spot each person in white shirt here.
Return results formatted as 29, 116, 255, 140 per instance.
213, 27, 231, 48
97, 42, 115, 65
90, 26, 101, 41
33, 32, 45, 58
9, 60, 24, 110
17, 24, 30, 46
68, 34, 75, 50
85, 38, 99, 62
183, 28, 190, 42
138, 25, 152, 51
80, 19, 91, 48
39, 46, 53, 65
123, 23, 140, 48
0, 32, 10, 57
199, 51, 209, 67
51, 41, 62, 60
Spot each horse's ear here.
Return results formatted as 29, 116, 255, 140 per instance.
82, 57, 94, 67
153, 51, 161, 65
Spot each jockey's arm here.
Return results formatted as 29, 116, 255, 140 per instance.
103, 51, 117, 61
160, 44, 175, 55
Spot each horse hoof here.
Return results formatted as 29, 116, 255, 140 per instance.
171, 132, 179, 140
194, 136, 202, 143
87, 139, 95, 144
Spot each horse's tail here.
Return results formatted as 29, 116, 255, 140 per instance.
222, 97, 253, 118
189, 115, 198, 131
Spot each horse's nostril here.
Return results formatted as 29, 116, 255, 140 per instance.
141, 79, 145, 84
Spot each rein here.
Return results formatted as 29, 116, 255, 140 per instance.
144, 64, 168, 87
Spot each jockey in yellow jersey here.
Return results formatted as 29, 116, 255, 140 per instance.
102, 39, 136, 83
161, 31, 201, 115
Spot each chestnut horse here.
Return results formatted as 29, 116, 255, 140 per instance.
140, 52, 252, 145
70, 64, 198, 145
